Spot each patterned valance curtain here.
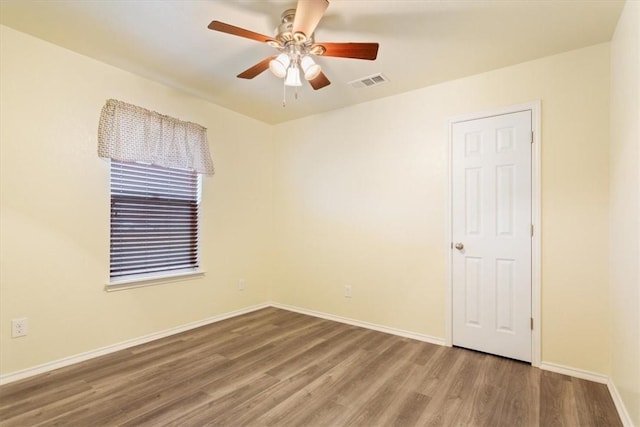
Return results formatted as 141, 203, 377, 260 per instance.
98, 99, 214, 175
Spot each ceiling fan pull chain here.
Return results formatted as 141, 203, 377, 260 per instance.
282, 80, 287, 107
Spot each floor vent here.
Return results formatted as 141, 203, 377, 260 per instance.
349, 73, 389, 89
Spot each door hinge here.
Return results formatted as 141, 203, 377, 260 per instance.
531, 131, 534, 144
531, 317, 534, 330
531, 224, 534, 237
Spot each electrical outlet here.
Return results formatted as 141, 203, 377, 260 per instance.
344, 285, 352, 298
238, 279, 246, 291
11, 317, 28, 338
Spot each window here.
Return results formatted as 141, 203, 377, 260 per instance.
98, 99, 213, 288
109, 160, 202, 284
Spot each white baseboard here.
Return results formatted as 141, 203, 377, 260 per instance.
0, 302, 270, 386
607, 378, 635, 427
270, 301, 446, 346
539, 361, 609, 384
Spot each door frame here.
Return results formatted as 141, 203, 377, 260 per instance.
445, 101, 541, 367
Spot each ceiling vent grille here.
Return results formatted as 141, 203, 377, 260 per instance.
349, 73, 389, 89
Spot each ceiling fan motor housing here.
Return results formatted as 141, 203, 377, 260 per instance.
275, 9, 314, 48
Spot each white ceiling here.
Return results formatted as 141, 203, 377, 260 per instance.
0, 0, 625, 124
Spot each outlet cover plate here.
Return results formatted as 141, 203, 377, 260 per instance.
11, 317, 28, 338
344, 285, 352, 298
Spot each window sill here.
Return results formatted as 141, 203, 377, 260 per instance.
105, 269, 205, 292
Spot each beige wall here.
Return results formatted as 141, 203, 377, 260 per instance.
272, 43, 611, 375
0, 26, 274, 375
609, 1, 640, 424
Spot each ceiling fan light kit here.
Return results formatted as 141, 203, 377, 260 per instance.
208, 0, 379, 103
268, 40, 318, 87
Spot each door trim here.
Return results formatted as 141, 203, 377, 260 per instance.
445, 101, 541, 366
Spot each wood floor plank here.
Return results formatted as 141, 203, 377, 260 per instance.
40, 354, 229, 426
406, 339, 440, 366
248, 331, 392, 425
341, 356, 418, 426
265, 326, 372, 380
539, 370, 581, 427
367, 361, 431, 427
0, 379, 91, 420
418, 348, 485, 426
392, 391, 432, 427
281, 399, 348, 427
0, 349, 133, 406
119, 391, 214, 427
458, 352, 511, 426
0, 308, 622, 427
207, 359, 341, 425
572, 376, 623, 427
499, 359, 540, 426
330, 339, 412, 407
252, 349, 369, 426
162, 374, 283, 426
0, 387, 100, 427
198, 324, 333, 400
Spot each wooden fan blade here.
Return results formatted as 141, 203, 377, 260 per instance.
237, 56, 276, 79
314, 42, 379, 60
292, 0, 329, 40
308, 71, 331, 90
208, 21, 278, 45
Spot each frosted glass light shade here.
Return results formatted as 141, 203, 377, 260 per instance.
301, 55, 321, 80
269, 53, 290, 78
284, 65, 302, 87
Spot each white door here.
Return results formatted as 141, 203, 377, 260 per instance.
451, 110, 532, 362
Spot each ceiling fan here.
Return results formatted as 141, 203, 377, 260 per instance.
208, 0, 379, 91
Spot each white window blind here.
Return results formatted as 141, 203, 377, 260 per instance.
110, 160, 201, 282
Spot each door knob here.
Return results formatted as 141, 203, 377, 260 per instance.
455, 242, 464, 250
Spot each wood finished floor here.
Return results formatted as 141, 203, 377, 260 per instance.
0, 307, 622, 427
